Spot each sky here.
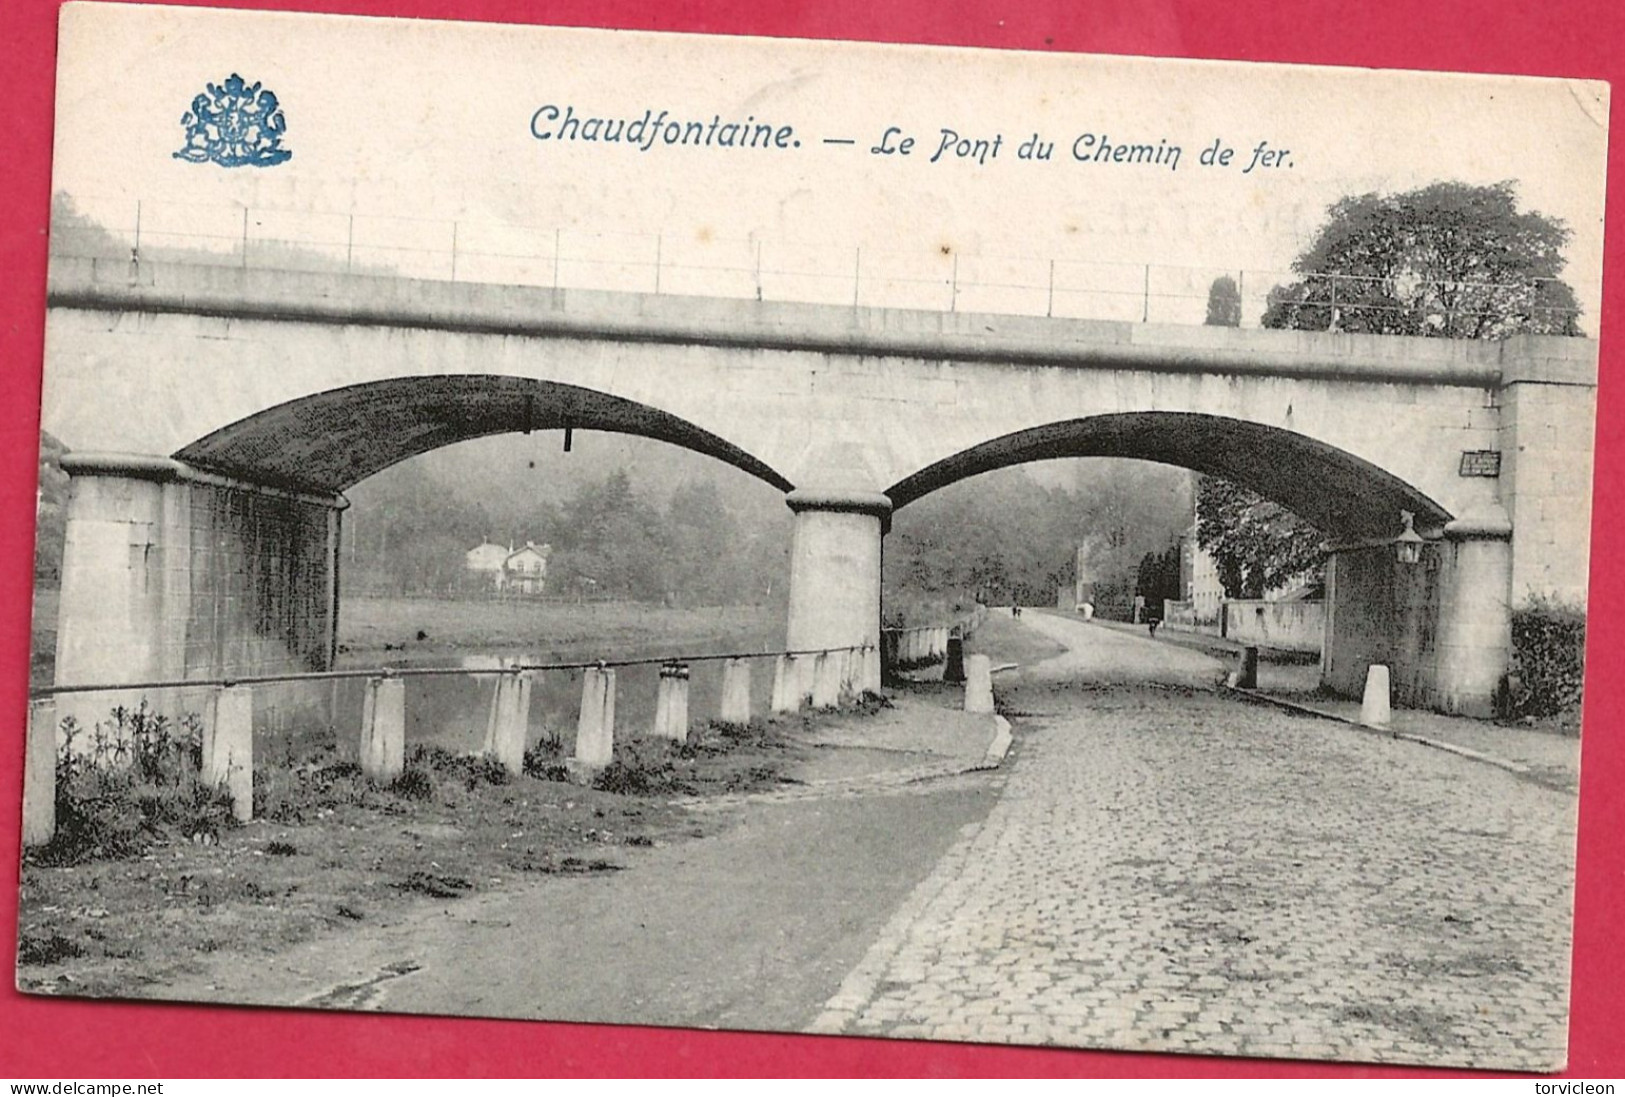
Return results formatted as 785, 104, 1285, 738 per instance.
49, 2, 1611, 327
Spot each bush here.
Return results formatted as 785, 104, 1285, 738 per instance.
403, 744, 511, 791
37, 705, 235, 866
592, 738, 693, 796
522, 729, 567, 780
1508, 596, 1586, 722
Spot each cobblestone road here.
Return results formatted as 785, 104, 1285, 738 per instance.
811, 613, 1578, 1071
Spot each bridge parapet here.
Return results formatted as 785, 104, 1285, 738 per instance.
49, 256, 1593, 388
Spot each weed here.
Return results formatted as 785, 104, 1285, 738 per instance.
256, 757, 367, 823
404, 745, 512, 791
396, 871, 473, 899
264, 840, 299, 857
593, 738, 695, 796
389, 765, 436, 801
34, 706, 235, 867
17, 929, 85, 966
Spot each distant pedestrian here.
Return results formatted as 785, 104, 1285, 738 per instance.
1148, 618, 1160, 639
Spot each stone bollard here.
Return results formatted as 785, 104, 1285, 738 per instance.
719, 658, 753, 725
863, 644, 883, 695
839, 648, 858, 700
652, 662, 691, 742
483, 669, 534, 775
796, 652, 819, 707
812, 651, 843, 709
943, 632, 966, 684
1360, 664, 1393, 729
574, 666, 616, 769
1238, 646, 1260, 690
360, 676, 406, 784
964, 654, 995, 714
778, 656, 797, 708
205, 685, 255, 821
23, 698, 57, 847
770, 654, 800, 714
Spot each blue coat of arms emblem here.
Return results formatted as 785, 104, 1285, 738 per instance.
174, 74, 292, 167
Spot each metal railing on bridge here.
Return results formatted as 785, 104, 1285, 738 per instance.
51, 196, 1582, 331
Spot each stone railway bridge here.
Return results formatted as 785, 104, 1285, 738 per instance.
42, 258, 1596, 716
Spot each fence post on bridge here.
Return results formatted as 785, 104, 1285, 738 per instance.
719, 658, 752, 725
205, 685, 255, 821
23, 698, 57, 847
573, 665, 616, 775
360, 676, 406, 784
652, 662, 691, 742
484, 669, 534, 776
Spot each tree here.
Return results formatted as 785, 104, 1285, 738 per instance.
1261, 181, 1581, 338
1204, 275, 1241, 327
1134, 543, 1183, 612
1195, 475, 1324, 600
1199, 181, 1583, 599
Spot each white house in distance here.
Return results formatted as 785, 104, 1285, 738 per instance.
464, 539, 552, 595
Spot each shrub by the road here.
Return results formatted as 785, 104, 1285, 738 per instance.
1508, 596, 1586, 723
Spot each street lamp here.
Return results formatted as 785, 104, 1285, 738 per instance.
1394, 509, 1425, 565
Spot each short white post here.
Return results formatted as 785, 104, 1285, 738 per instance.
863, 644, 882, 695
1360, 664, 1393, 729
652, 663, 691, 741
205, 685, 255, 820
771, 654, 800, 714
719, 658, 753, 725
652, 663, 673, 736
359, 676, 406, 783
812, 651, 842, 709
483, 670, 533, 775
964, 654, 995, 714
796, 651, 818, 707
23, 698, 57, 847
574, 666, 616, 768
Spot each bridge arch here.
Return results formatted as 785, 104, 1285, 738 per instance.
52, 374, 794, 698
884, 411, 1454, 541
878, 411, 1515, 717
173, 374, 793, 495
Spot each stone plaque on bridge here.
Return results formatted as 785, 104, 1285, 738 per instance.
1460, 449, 1504, 477
16, 0, 1609, 1077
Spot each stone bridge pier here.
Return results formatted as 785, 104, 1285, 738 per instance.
53, 453, 343, 701
784, 488, 891, 694
1321, 514, 1513, 718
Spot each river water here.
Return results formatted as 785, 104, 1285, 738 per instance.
248, 630, 785, 765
